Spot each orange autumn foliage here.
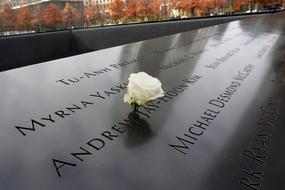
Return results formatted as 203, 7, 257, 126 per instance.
30, 5, 42, 28
16, 6, 31, 29
62, 3, 80, 27
1, 3, 14, 30
233, 0, 248, 11
136, 0, 161, 19
125, 0, 139, 19
43, 3, 62, 26
84, 4, 99, 25
109, 0, 126, 22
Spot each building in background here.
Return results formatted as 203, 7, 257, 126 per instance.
83, 0, 112, 18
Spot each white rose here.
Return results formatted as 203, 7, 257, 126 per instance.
124, 72, 165, 106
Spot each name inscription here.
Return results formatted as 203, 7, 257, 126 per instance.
256, 45, 271, 59
168, 64, 254, 154
240, 97, 281, 190
205, 48, 240, 70
14, 82, 129, 136
56, 59, 137, 86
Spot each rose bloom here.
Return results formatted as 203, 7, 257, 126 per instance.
124, 72, 165, 106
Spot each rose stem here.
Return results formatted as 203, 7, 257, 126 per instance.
133, 103, 138, 115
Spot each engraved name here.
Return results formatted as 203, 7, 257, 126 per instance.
205, 48, 240, 70
56, 58, 137, 86
240, 96, 281, 190
14, 82, 129, 136
168, 64, 254, 154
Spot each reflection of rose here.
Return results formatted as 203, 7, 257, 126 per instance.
124, 72, 164, 106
